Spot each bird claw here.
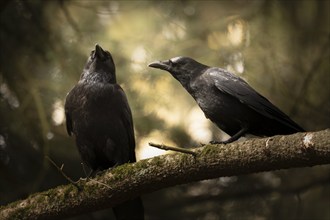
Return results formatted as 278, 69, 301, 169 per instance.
209, 140, 228, 145
200, 140, 228, 146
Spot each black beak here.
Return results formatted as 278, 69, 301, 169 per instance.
148, 60, 171, 71
94, 44, 106, 60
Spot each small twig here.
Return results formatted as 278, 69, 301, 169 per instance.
46, 156, 81, 190
88, 179, 113, 189
149, 142, 197, 156
78, 163, 112, 189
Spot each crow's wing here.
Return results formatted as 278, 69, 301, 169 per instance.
65, 111, 73, 136
64, 90, 75, 136
207, 68, 304, 131
115, 85, 136, 163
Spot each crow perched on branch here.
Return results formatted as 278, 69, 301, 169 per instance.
65, 44, 144, 220
149, 56, 305, 144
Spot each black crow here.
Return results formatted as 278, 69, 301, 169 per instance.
65, 44, 144, 220
149, 56, 305, 144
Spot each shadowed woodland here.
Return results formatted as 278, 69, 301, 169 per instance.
0, 1, 329, 219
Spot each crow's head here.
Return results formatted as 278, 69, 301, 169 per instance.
148, 56, 207, 87
81, 44, 116, 83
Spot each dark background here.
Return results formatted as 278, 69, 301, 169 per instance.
0, 1, 329, 219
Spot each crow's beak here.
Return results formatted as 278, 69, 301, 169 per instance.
94, 44, 106, 60
148, 60, 171, 71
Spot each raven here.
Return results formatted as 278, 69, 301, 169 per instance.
65, 44, 144, 220
149, 56, 305, 144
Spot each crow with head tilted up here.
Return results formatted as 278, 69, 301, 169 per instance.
149, 56, 305, 144
65, 44, 144, 220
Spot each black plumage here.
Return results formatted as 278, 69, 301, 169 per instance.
65, 44, 144, 220
149, 56, 305, 143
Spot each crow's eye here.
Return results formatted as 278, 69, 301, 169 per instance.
169, 57, 182, 66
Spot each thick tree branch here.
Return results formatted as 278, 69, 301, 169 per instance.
1, 129, 330, 219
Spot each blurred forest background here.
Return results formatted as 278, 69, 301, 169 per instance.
0, 0, 329, 219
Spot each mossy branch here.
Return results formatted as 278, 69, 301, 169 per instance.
1, 129, 330, 220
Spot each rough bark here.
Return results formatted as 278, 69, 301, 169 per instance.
1, 129, 330, 220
